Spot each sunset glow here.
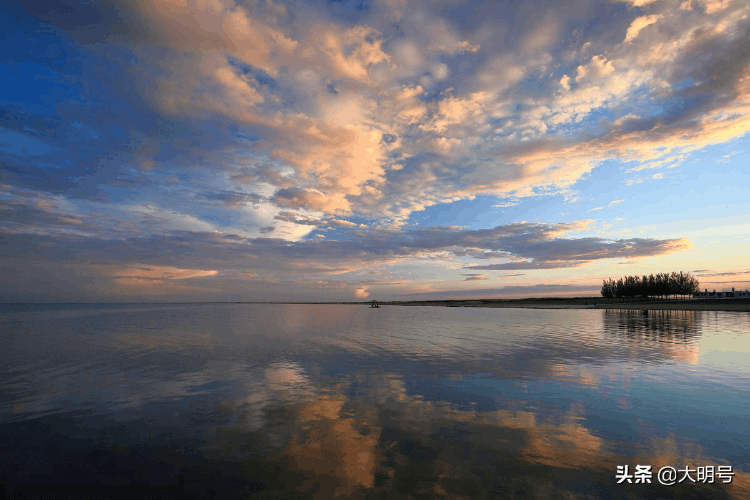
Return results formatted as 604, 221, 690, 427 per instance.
2, 0, 749, 302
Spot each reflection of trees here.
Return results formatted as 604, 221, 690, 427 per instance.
603, 309, 702, 341
603, 310, 702, 365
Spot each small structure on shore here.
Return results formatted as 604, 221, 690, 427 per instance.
370, 300, 380, 308
694, 288, 750, 299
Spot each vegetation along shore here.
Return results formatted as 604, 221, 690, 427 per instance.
364, 271, 749, 311
369, 297, 750, 312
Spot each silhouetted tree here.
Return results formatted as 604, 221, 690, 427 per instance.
600, 271, 699, 300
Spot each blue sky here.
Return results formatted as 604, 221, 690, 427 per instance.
1, 0, 749, 302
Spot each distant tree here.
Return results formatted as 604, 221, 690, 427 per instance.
656, 273, 669, 300
691, 275, 699, 297
600, 271, 699, 301
667, 271, 680, 300
640, 275, 649, 298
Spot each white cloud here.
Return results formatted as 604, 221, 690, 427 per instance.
493, 201, 519, 209
624, 15, 662, 43
5, 0, 750, 303
130, 0, 750, 227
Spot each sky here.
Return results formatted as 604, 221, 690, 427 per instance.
1, 0, 749, 302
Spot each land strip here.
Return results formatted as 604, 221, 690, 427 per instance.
370, 297, 750, 312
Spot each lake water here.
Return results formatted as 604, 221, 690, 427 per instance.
1, 303, 749, 499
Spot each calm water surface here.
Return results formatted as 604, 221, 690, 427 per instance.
1, 304, 749, 499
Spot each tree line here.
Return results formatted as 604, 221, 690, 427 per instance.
601, 271, 700, 300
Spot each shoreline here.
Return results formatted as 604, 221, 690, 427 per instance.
372, 297, 750, 312
3, 299, 749, 312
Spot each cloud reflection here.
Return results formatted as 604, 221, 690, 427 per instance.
3, 305, 749, 498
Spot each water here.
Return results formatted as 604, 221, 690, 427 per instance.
1, 303, 748, 499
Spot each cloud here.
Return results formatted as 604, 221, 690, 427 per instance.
617, 0, 659, 6
624, 15, 662, 43
328, 219, 359, 228
559, 74, 571, 92
0, 210, 692, 300
462, 274, 490, 281
465, 236, 690, 271
4, 0, 750, 301
199, 190, 263, 207
394, 284, 600, 300
6, 0, 750, 228
274, 211, 325, 227
271, 187, 351, 214
692, 269, 750, 277
354, 287, 370, 299
108, 264, 218, 281
588, 199, 625, 212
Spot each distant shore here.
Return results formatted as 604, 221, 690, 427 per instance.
370, 297, 750, 312
7, 300, 747, 311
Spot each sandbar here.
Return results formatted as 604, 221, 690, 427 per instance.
372, 297, 750, 312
